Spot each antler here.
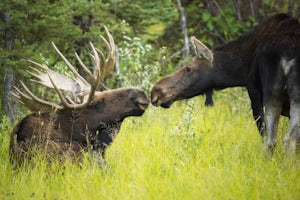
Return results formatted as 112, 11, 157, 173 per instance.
12, 26, 116, 112
98, 26, 116, 81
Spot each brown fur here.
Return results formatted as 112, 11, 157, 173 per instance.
10, 88, 149, 165
151, 13, 293, 137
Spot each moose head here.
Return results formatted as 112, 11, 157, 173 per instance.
10, 27, 149, 166
151, 37, 214, 108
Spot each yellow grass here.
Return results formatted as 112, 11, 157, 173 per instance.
1, 88, 300, 200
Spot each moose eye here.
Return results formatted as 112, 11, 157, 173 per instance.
186, 66, 192, 72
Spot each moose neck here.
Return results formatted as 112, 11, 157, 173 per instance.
86, 105, 125, 127
209, 50, 252, 89
208, 13, 291, 90
208, 29, 258, 89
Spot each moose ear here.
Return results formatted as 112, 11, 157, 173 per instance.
191, 36, 213, 64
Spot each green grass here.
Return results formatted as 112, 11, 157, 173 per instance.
1, 88, 300, 200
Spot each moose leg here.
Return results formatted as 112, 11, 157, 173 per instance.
291, 124, 300, 155
284, 65, 300, 155
283, 102, 300, 155
204, 90, 214, 106
264, 100, 282, 152
247, 86, 265, 137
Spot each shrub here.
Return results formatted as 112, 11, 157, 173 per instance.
118, 36, 168, 95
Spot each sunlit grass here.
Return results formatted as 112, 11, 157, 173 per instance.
1, 88, 300, 200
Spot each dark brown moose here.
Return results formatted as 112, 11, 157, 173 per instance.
151, 14, 293, 147
250, 17, 300, 154
10, 27, 149, 165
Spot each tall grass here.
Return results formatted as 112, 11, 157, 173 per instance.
1, 88, 300, 200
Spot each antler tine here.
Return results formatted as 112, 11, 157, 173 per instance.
74, 42, 101, 95
26, 60, 56, 88
26, 66, 52, 88
103, 25, 116, 52
16, 81, 63, 110
26, 60, 61, 89
75, 52, 94, 80
83, 42, 101, 105
73, 41, 102, 101
11, 90, 31, 107
27, 60, 88, 94
47, 72, 95, 109
46, 72, 74, 108
90, 42, 101, 79
11, 87, 31, 102
97, 26, 116, 81
51, 42, 90, 86
27, 60, 49, 70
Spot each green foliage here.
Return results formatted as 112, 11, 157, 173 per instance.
109, 0, 177, 34
1, 0, 296, 119
0, 115, 11, 134
261, 0, 297, 16
118, 35, 168, 94
0, 0, 116, 77
185, 2, 255, 48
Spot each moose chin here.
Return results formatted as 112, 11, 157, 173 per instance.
10, 27, 149, 166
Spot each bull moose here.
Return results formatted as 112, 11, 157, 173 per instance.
10, 27, 149, 165
250, 17, 300, 154
151, 14, 295, 150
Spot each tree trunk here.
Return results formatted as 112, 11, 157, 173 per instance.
3, 9, 16, 123
115, 45, 124, 87
176, 0, 189, 59
4, 72, 16, 123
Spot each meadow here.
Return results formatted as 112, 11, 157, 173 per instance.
1, 88, 300, 200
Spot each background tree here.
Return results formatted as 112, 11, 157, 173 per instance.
0, 0, 120, 122
0, 0, 299, 123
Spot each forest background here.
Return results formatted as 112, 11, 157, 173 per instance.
0, 0, 299, 123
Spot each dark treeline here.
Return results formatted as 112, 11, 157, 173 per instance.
0, 0, 299, 123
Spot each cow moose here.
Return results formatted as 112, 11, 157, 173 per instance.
151, 14, 293, 144
10, 27, 149, 166
250, 17, 300, 154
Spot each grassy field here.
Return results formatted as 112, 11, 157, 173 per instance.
1, 88, 300, 200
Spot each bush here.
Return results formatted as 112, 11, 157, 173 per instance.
118, 36, 168, 95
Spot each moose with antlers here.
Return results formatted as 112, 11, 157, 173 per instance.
10, 27, 149, 165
